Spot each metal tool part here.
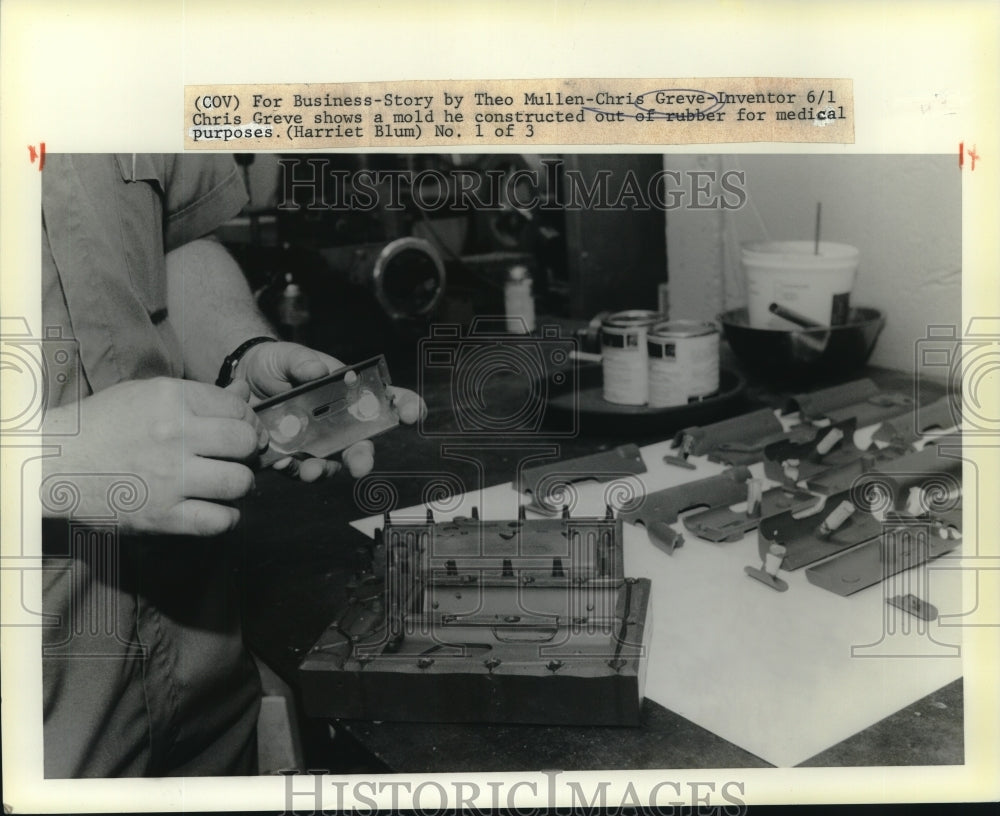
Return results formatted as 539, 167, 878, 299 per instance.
745, 542, 789, 592
618, 467, 754, 549
670, 408, 785, 465
647, 520, 684, 554
757, 489, 883, 571
805, 519, 961, 597
888, 594, 938, 622
255, 355, 399, 467
517, 443, 647, 514
852, 433, 962, 514
872, 395, 959, 450
786, 378, 913, 426
803, 450, 889, 495
683, 483, 819, 543
763, 418, 860, 486
663, 433, 697, 469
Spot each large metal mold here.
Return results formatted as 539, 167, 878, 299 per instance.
298, 507, 652, 726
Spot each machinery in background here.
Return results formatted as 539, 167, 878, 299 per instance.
221, 154, 669, 362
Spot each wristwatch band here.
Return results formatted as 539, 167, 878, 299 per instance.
215, 336, 277, 387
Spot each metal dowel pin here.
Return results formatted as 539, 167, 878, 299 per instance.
782, 458, 801, 482
816, 499, 856, 539
814, 427, 844, 458
746, 479, 763, 519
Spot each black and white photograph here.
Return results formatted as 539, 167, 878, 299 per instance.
1, 2, 998, 814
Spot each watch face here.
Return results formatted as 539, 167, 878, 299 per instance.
218, 336, 277, 386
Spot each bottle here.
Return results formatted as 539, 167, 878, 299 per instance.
504, 264, 535, 334
277, 272, 310, 344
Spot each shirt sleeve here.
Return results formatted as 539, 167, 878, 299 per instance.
159, 154, 249, 251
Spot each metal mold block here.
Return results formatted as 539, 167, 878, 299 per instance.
298, 508, 652, 726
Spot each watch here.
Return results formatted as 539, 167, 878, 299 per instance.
215, 336, 277, 387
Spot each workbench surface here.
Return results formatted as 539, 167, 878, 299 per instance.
241, 358, 962, 771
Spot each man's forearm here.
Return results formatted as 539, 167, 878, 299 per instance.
165, 237, 276, 383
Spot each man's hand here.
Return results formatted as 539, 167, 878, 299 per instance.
43, 378, 267, 537
237, 341, 425, 483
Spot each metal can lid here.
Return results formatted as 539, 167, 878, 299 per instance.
604, 310, 664, 328
649, 319, 718, 339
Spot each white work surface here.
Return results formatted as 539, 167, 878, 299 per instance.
351, 432, 963, 767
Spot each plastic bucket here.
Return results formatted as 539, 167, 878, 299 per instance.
742, 241, 859, 329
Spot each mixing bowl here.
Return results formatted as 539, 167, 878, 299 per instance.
719, 306, 885, 384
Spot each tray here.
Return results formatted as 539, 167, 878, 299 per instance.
544, 364, 747, 436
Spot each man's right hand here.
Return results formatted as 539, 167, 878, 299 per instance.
43, 377, 268, 537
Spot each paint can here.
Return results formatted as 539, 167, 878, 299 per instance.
647, 320, 720, 408
600, 310, 663, 405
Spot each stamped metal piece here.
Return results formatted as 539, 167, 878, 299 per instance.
786, 378, 914, 426
684, 484, 819, 543
763, 418, 860, 486
255, 355, 399, 467
872, 395, 959, 450
853, 433, 963, 513
757, 489, 883, 571
888, 594, 938, 622
618, 467, 752, 532
646, 520, 684, 554
670, 408, 786, 465
805, 519, 961, 597
517, 443, 647, 514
